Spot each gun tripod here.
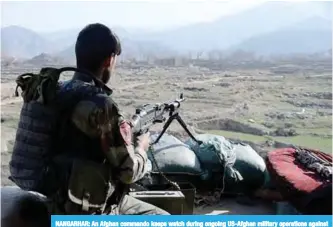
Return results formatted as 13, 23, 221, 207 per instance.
148, 111, 202, 191
151, 112, 202, 145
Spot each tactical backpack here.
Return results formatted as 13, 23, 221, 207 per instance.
9, 67, 107, 195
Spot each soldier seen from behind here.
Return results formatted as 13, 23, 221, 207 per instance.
9, 23, 169, 215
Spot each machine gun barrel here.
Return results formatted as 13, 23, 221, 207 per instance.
129, 93, 201, 145
130, 93, 185, 135
164, 93, 185, 112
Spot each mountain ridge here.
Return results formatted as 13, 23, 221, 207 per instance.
1, 1, 332, 59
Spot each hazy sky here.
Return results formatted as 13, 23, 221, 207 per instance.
1, 0, 267, 32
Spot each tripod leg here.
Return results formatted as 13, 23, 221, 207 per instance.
176, 115, 202, 145
151, 115, 176, 145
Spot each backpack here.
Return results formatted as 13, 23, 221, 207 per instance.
9, 67, 107, 195
14, 67, 106, 104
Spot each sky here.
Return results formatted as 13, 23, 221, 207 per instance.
0, 0, 266, 32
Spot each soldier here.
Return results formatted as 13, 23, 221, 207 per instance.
10, 23, 169, 215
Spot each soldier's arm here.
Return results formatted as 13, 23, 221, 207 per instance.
71, 94, 148, 184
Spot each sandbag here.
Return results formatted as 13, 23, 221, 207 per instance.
148, 133, 204, 175
227, 142, 267, 193
185, 134, 267, 194
266, 148, 332, 214
185, 134, 241, 190
137, 133, 207, 189
185, 134, 234, 173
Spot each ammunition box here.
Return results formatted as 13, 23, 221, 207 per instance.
129, 191, 186, 215
130, 182, 196, 214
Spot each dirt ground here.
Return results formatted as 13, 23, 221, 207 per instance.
1, 61, 331, 214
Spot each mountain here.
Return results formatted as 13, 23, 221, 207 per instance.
290, 16, 332, 30
2, 1, 332, 59
50, 25, 175, 61
1, 26, 52, 58
1, 24, 173, 62
134, 1, 332, 53
23, 53, 68, 66
232, 30, 332, 56
41, 26, 132, 53
56, 38, 175, 63
230, 16, 332, 55
41, 28, 81, 52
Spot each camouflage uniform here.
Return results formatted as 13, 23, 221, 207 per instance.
56, 72, 169, 215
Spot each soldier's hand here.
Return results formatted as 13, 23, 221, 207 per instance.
137, 132, 150, 151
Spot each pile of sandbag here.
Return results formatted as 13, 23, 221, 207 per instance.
137, 133, 208, 189
137, 133, 268, 195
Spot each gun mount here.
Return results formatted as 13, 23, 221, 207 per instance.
130, 93, 201, 145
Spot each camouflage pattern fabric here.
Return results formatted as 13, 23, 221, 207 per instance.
68, 72, 169, 214
295, 148, 332, 181
70, 91, 148, 184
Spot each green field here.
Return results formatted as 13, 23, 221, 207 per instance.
2, 117, 332, 154
208, 130, 332, 154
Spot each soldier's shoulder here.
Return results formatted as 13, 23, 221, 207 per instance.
57, 79, 121, 115
58, 79, 104, 97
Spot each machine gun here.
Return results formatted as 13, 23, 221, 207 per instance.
130, 93, 201, 204
130, 93, 202, 145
